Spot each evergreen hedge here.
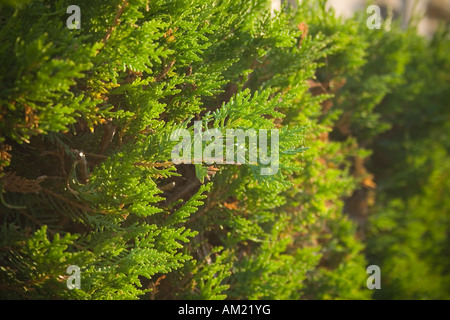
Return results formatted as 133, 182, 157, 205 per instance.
0, 0, 448, 300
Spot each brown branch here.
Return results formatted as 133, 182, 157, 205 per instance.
42, 188, 95, 213
83, 152, 108, 160
102, 0, 129, 44
163, 180, 201, 208
133, 161, 173, 168
154, 60, 176, 82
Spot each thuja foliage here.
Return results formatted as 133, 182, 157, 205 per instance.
0, 0, 448, 300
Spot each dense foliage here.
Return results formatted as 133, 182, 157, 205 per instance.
0, 0, 448, 300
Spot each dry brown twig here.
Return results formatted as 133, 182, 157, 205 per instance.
1, 172, 46, 194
